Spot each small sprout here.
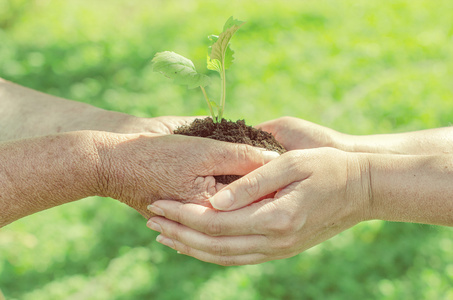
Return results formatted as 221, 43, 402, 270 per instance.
151, 16, 245, 123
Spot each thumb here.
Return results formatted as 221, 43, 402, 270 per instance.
209, 155, 292, 211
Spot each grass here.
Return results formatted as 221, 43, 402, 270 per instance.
1, 0, 453, 299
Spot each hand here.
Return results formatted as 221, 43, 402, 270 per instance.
97, 133, 279, 218
259, 117, 453, 155
146, 148, 371, 265
257, 116, 344, 151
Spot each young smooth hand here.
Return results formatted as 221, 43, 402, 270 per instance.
259, 116, 453, 155
146, 147, 371, 265
146, 116, 453, 266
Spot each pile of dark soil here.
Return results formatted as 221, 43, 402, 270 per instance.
174, 117, 286, 184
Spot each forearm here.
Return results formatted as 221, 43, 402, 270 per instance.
0, 78, 137, 141
338, 128, 453, 155
0, 131, 102, 227
365, 153, 453, 226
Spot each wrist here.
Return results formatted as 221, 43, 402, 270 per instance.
91, 131, 162, 203
364, 154, 453, 225
59, 131, 110, 199
90, 131, 130, 198
345, 152, 373, 222
365, 153, 416, 223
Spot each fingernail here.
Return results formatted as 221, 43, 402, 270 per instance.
156, 234, 165, 243
262, 151, 280, 161
147, 220, 162, 232
210, 189, 233, 210
147, 204, 165, 216
156, 235, 175, 249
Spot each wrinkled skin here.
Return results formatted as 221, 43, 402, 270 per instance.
97, 132, 279, 218
96, 115, 278, 218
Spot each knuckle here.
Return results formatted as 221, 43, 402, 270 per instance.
267, 210, 297, 234
209, 239, 229, 256
284, 152, 306, 177
241, 174, 262, 199
235, 144, 252, 162
206, 214, 223, 236
287, 151, 303, 165
163, 223, 181, 241
174, 204, 185, 224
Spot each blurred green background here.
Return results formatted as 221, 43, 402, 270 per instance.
1, 0, 453, 299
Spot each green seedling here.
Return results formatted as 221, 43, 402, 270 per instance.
151, 16, 245, 122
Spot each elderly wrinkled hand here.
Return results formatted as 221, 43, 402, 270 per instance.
100, 133, 279, 218
0, 122, 278, 227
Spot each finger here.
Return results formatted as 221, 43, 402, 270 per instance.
256, 117, 306, 151
155, 234, 267, 266
204, 140, 280, 176
209, 154, 302, 210
149, 200, 275, 236
256, 117, 301, 133
147, 216, 267, 256
255, 119, 280, 135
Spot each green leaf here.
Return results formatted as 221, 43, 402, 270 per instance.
222, 16, 245, 32
207, 35, 222, 72
207, 56, 222, 72
151, 51, 211, 89
207, 16, 245, 71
